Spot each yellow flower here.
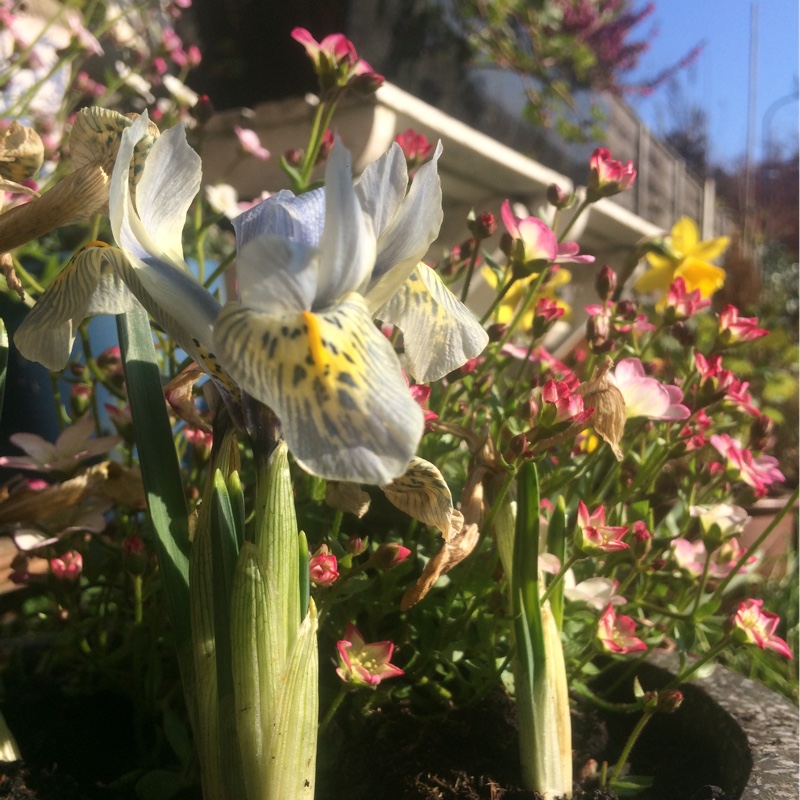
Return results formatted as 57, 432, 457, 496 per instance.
634, 217, 728, 301
481, 266, 571, 330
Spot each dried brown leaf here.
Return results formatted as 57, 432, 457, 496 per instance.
400, 513, 479, 610
325, 481, 371, 518
382, 457, 453, 537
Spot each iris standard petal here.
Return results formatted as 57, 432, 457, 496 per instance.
135, 123, 201, 264
376, 264, 489, 382
213, 291, 424, 484
15, 244, 137, 370
235, 235, 320, 315
353, 142, 408, 239
233, 188, 326, 252
364, 142, 444, 313
314, 140, 375, 308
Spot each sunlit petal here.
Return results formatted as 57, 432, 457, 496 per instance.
633, 263, 674, 294
689, 235, 730, 262
376, 264, 488, 382
675, 258, 726, 298
353, 142, 408, 239
15, 244, 137, 370
135, 123, 201, 263
669, 217, 698, 254
315, 140, 375, 307
232, 188, 325, 251
214, 292, 423, 483
363, 142, 443, 312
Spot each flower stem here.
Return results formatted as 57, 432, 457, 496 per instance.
711, 486, 799, 601
318, 687, 348, 733
608, 706, 655, 786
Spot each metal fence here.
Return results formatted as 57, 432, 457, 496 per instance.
603, 97, 737, 239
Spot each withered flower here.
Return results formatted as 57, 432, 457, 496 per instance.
0, 109, 158, 256
578, 356, 626, 461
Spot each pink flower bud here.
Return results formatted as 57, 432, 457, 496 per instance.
50, 551, 83, 580
372, 542, 411, 570
309, 545, 339, 586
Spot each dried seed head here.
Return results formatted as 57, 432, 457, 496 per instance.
0, 121, 44, 183
578, 356, 626, 460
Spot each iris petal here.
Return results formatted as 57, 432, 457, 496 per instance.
214, 292, 423, 484
15, 244, 136, 370
376, 264, 489, 382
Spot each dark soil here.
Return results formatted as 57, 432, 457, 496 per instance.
317, 689, 617, 800
0, 674, 738, 799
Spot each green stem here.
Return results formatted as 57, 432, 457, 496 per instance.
558, 198, 590, 241
480, 273, 516, 324
711, 486, 799, 601
460, 241, 482, 303
540, 553, 579, 606
318, 687, 348, 733
664, 635, 733, 690
608, 707, 655, 786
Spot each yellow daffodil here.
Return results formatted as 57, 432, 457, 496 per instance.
634, 216, 728, 301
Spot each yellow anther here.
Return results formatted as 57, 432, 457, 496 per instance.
302, 311, 329, 371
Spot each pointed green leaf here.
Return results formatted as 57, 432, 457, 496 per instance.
117, 306, 192, 678
267, 602, 319, 800
546, 497, 567, 631
231, 542, 283, 800
209, 471, 245, 796
227, 470, 246, 548
0, 318, 7, 419
255, 442, 300, 659
298, 530, 310, 620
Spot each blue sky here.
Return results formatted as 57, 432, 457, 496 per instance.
624, 0, 799, 165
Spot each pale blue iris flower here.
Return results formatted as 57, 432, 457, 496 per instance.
232, 141, 489, 383
15, 113, 487, 486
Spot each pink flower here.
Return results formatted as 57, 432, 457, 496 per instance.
336, 623, 404, 685
291, 28, 384, 93
564, 573, 626, 610
406, 378, 438, 426
681, 409, 713, 450
309, 544, 339, 586
664, 277, 711, 321
596, 605, 647, 654
717, 305, 769, 345
611, 358, 690, 421
394, 129, 434, 166
0, 415, 121, 475
234, 127, 270, 161
500, 200, 594, 266
541, 380, 592, 425
725, 378, 760, 417
710, 434, 784, 498
731, 599, 793, 659
586, 148, 637, 202
50, 550, 83, 580
670, 537, 755, 579
694, 351, 736, 396
575, 502, 629, 555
